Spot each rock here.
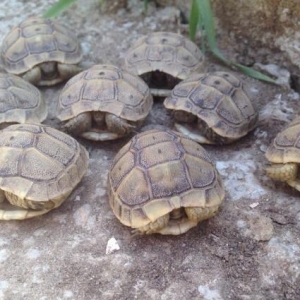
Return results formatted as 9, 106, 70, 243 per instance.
248, 215, 274, 241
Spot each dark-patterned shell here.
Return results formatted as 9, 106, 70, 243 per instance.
164, 72, 258, 139
0, 73, 47, 124
0, 124, 88, 202
1, 17, 82, 74
57, 64, 153, 121
107, 129, 224, 228
266, 116, 300, 163
123, 32, 204, 79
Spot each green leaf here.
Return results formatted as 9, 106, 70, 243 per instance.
189, 0, 200, 41
43, 0, 77, 18
196, 0, 218, 52
231, 63, 278, 84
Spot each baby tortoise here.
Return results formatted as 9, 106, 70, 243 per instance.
265, 116, 300, 192
164, 72, 259, 144
0, 124, 89, 220
1, 17, 82, 86
57, 64, 153, 141
122, 31, 205, 97
0, 73, 47, 129
107, 129, 225, 235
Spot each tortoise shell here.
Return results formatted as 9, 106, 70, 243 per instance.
122, 32, 204, 81
0, 123, 89, 203
164, 71, 258, 141
0, 73, 47, 126
107, 129, 224, 230
265, 116, 300, 164
57, 64, 153, 122
1, 17, 82, 75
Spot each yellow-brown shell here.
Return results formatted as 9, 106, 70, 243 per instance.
107, 129, 224, 229
1, 17, 82, 74
123, 32, 204, 80
0, 124, 88, 202
57, 64, 153, 122
164, 72, 258, 139
0, 73, 47, 125
265, 116, 300, 164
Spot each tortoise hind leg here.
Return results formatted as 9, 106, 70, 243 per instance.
265, 163, 297, 182
157, 206, 219, 235
267, 163, 300, 192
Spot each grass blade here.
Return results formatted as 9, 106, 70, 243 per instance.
194, 0, 277, 84
142, 0, 149, 13
196, 0, 218, 52
231, 63, 277, 83
43, 0, 77, 18
189, 0, 200, 41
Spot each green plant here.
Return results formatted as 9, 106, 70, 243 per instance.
43, 0, 277, 84
44, 0, 150, 17
43, 0, 77, 18
190, 0, 277, 84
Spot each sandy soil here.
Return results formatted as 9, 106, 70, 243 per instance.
0, 1, 299, 299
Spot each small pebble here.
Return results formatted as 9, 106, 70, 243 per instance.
249, 202, 259, 209
106, 237, 120, 254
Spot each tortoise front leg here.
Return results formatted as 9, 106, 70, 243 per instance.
57, 63, 83, 81
156, 206, 219, 235
173, 111, 215, 144
286, 179, 300, 192
0, 190, 5, 203
185, 206, 219, 223
0, 190, 51, 220
22, 66, 42, 85
106, 113, 136, 136
132, 214, 170, 235
175, 123, 215, 144
61, 112, 92, 136
157, 219, 198, 235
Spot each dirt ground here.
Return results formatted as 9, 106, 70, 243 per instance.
0, 1, 300, 299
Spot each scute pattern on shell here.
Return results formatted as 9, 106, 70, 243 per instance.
266, 116, 300, 164
107, 129, 224, 228
0, 73, 47, 124
0, 124, 88, 202
164, 72, 258, 139
1, 17, 82, 74
123, 32, 204, 79
57, 64, 153, 122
